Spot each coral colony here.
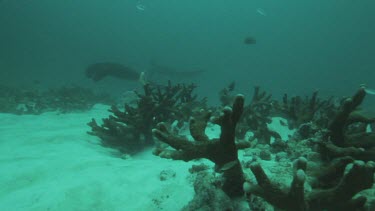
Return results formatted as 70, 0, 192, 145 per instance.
2, 78, 374, 209
87, 80, 375, 210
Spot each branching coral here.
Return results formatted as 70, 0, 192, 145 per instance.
319, 88, 375, 161
247, 157, 375, 211
238, 86, 280, 144
88, 81, 205, 154
218, 81, 236, 107
245, 89, 375, 210
151, 89, 375, 209
273, 91, 338, 129
152, 95, 246, 197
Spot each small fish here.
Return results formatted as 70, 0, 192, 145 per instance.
244, 36, 256, 45
256, 8, 267, 16
218, 160, 239, 172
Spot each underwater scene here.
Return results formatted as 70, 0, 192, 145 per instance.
1, 0, 375, 210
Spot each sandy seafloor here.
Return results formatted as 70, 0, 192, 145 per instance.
0, 104, 198, 210
0, 104, 373, 211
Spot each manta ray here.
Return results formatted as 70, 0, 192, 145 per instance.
148, 62, 205, 80
85, 62, 205, 82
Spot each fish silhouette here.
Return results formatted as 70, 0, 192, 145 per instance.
148, 62, 205, 80
86, 62, 205, 82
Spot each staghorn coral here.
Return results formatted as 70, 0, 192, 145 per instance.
88, 81, 205, 154
218, 81, 236, 107
152, 95, 246, 197
246, 157, 375, 211
273, 91, 339, 129
138, 81, 206, 124
238, 86, 280, 144
241, 89, 375, 210
318, 88, 375, 161
151, 90, 375, 209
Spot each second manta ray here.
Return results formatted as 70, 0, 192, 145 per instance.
85, 62, 205, 82
148, 62, 205, 80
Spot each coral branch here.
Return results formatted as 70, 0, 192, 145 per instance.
247, 158, 375, 210
323, 88, 375, 161
153, 95, 246, 197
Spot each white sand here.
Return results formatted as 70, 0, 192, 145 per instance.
0, 105, 196, 211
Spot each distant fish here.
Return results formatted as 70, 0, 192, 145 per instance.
244, 36, 256, 45
85, 62, 140, 82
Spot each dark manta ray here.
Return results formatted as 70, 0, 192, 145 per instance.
85, 62, 140, 82
86, 62, 205, 82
